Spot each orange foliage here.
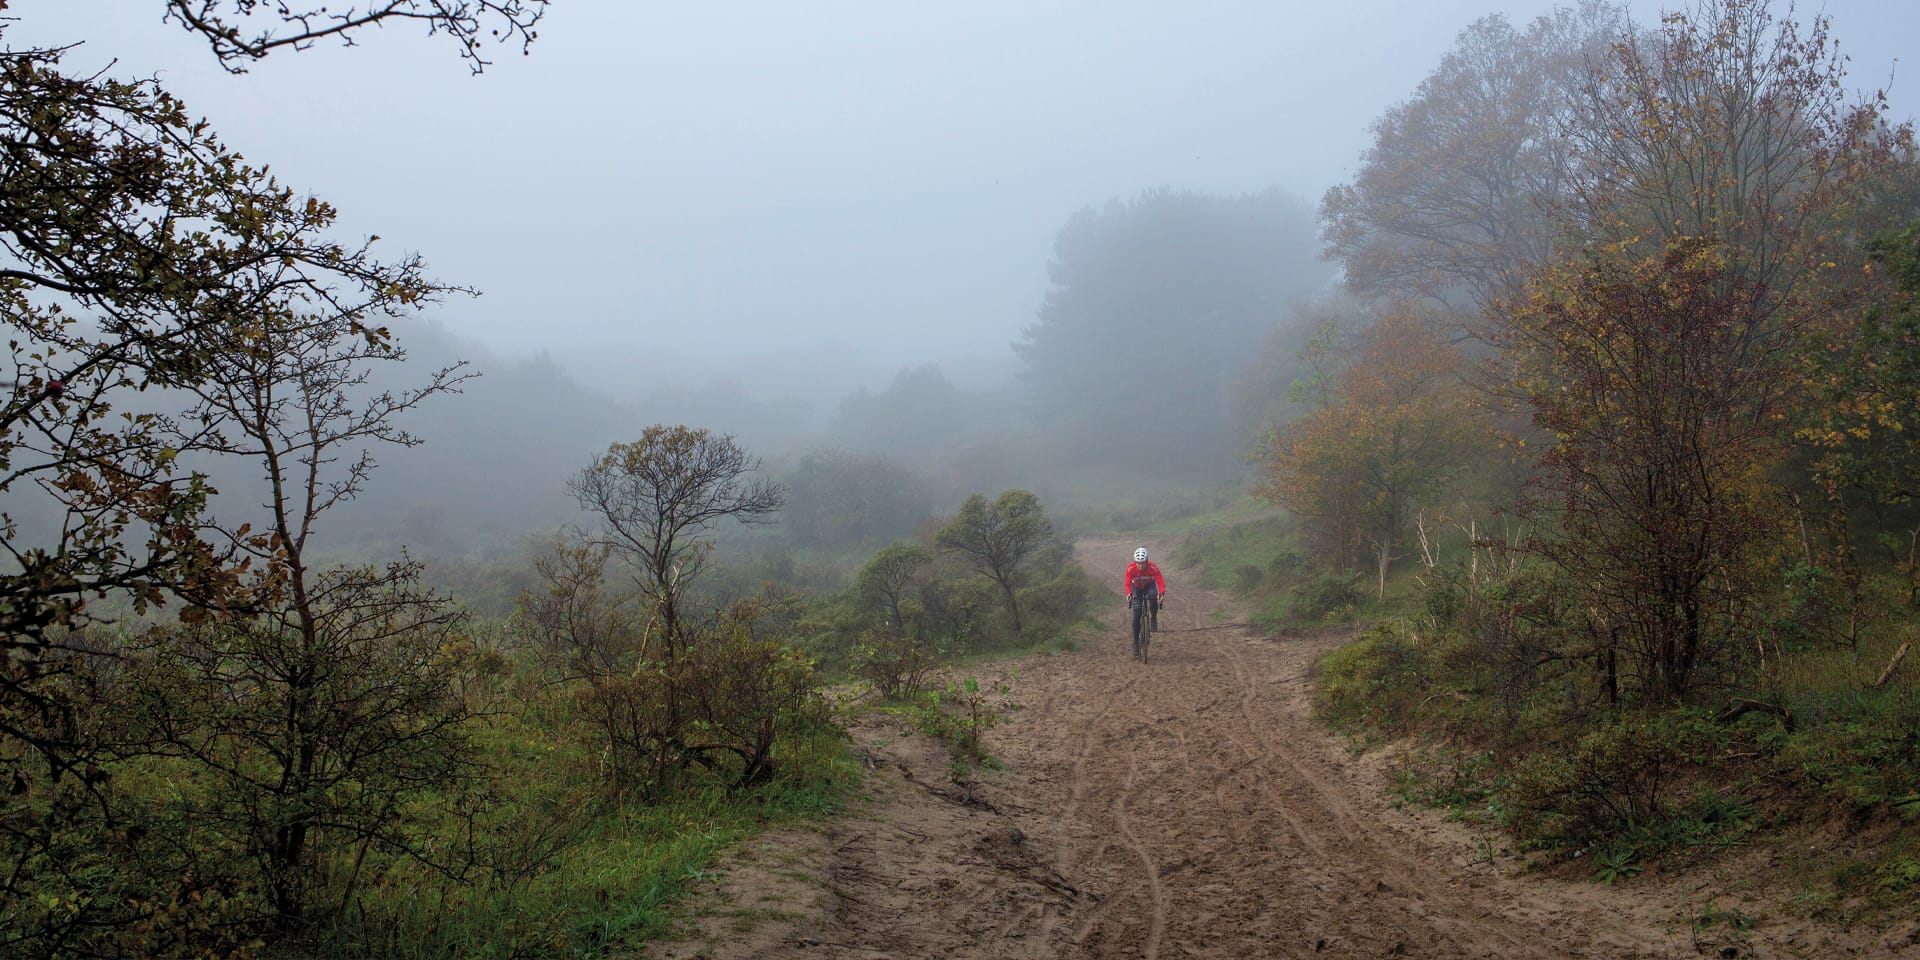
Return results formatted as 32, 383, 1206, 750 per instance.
1260, 306, 1483, 590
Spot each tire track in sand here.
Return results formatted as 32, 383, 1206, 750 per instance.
1207, 624, 1491, 957
1201, 587, 1653, 958
1061, 670, 1138, 824
1111, 748, 1167, 960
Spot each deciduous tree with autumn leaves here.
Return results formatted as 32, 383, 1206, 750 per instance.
1307, 0, 1917, 704
1293, 0, 1920, 873
2, 3, 546, 953
1500, 239, 1789, 702
1259, 306, 1485, 600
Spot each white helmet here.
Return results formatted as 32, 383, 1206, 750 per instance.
1133, 547, 1149, 563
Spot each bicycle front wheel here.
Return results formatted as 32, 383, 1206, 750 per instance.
1141, 602, 1151, 663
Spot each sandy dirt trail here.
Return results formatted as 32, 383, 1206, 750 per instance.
644, 537, 1840, 959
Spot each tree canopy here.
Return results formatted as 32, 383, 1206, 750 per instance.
1260, 305, 1482, 597
1321, 1, 1626, 311
936, 489, 1053, 633
567, 426, 784, 654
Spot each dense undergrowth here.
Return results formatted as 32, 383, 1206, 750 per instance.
3, 481, 1097, 960
6, 612, 855, 960
1178, 507, 1920, 915
288, 672, 856, 960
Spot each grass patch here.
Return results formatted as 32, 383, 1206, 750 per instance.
1173, 512, 1298, 591
877, 673, 1017, 777
1768, 684, 1920, 813
287, 690, 858, 960
1171, 509, 1435, 632
1389, 746, 1504, 825
1059, 488, 1273, 538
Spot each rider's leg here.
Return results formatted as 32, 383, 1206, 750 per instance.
1129, 597, 1143, 658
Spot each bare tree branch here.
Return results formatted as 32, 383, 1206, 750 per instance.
160, 0, 550, 74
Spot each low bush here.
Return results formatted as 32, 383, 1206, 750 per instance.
1502, 710, 1727, 852
1389, 747, 1503, 823
1293, 570, 1364, 622
580, 598, 828, 797
851, 628, 948, 701
1772, 683, 1920, 813
1315, 622, 1432, 732
891, 674, 1014, 774
1014, 564, 1098, 642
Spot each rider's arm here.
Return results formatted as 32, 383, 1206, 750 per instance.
1152, 563, 1167, 594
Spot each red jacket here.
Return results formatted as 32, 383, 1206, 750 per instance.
1123, 560, 1165, 596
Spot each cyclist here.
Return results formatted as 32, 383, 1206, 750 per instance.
1123, 546, 1166, 630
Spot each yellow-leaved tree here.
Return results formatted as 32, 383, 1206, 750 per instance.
1260, 306, 1484, 599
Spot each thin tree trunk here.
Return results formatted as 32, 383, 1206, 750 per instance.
1467, 518, 1479, 604
1605, 638, 1619, 706
1000, 578, 1023, 633
1376, 535, 1391, 602
1876, 639, 1914, 689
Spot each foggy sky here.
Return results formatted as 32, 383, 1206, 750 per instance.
10, 1, 1919, 408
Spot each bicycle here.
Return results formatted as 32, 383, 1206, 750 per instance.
1128, 578, 1160, 662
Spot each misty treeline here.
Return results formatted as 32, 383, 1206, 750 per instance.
1263, 0, 1920, 874
291, 183, 1335, 566
98, 182, 1335, 593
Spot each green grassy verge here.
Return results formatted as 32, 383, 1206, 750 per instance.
293, 705, 857, 960
1170, 505, 1429, 632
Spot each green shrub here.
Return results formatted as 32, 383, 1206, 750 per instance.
1502, 710, 1726, 852
1875, 856, 1920, 893
893, 674, 1011, 772
1232, 563, 1266, 595
1454, 561, 1590, 727
851, 628, 948, 701
1293, 570, 1363, 622
581, 597, 828, 796
1773, 684, 1920, 811
1016, 565, 1097, 634
1315, 622, 1431, 731
1754, 560, 1852, 655
1390, 747, 1502, 822
1420, 563, 1467, 627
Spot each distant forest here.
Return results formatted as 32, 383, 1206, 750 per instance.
251, 185, 1336, 563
